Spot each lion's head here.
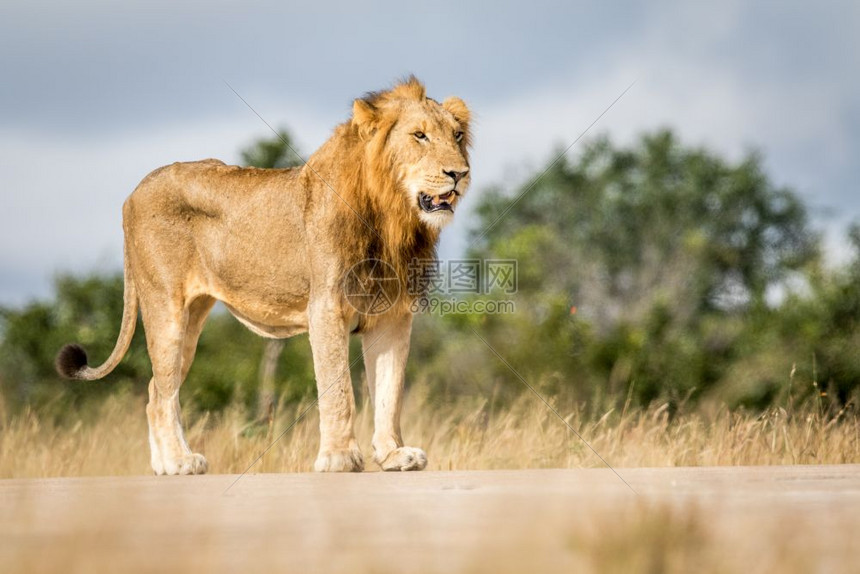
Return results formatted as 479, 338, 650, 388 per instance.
351, 77, 472, 231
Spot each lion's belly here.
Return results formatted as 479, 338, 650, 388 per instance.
222, 301, 309, 339
202, 263, 312, 340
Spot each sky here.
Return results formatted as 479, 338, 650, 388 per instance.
1, 1, 858, 306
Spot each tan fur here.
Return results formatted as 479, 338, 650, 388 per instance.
56, 77, 471, 474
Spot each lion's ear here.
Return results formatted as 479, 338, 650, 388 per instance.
352, 99, 378, 139
442, 96, 471, 127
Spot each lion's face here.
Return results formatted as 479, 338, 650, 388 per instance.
389, 100, 471, 229
353, 83, 472, 230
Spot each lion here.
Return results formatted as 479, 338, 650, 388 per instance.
55, 77, 471, 475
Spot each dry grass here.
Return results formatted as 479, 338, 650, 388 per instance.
1, 389, 857, 478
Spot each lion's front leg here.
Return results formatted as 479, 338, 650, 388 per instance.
308, 299, 363, 472
362, 313, 427, 471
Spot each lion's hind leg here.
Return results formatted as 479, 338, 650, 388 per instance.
143, 297, 211, 476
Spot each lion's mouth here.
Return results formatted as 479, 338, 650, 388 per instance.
418, 190, 458, 213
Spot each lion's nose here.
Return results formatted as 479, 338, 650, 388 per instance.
443, 168, 469, 184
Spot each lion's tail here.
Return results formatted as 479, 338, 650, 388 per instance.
55, 248, 139, 381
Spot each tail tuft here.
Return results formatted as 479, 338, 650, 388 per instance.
55, 344, 89, 379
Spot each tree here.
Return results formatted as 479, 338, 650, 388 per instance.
472, 131, 814, 323
458, 130, 818, 406
0, 273, 149, 414
239, 129, 304, 170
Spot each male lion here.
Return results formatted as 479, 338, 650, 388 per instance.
55, 77, 471, 474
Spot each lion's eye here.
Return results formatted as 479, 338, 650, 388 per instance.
455, 131, 464, 142
413, 131, 427, 141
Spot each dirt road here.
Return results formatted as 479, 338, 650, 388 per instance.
2, 465, 859, 573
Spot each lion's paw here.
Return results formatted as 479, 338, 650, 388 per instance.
376, 446, 427, 471
157, 453, 208, 476
314, 448, 364, 472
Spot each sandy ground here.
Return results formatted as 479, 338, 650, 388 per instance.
2, 465, 859, 573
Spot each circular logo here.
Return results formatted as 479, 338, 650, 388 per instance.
342, 258, 401, 315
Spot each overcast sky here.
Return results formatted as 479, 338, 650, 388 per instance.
1, 1, 858, 306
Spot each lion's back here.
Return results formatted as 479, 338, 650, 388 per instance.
122, 159, 309, 291
126, 159, 306, 229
